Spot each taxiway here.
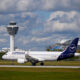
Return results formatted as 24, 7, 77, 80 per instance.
0, 65, 80, 68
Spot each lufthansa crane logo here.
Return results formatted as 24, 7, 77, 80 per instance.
69, 44, 76, 52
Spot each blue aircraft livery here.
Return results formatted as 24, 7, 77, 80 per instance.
57, 38, 79, 60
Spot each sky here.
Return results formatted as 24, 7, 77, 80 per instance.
0, 0, 80, 51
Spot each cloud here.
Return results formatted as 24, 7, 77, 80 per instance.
0, 12, 38, 30
0, 10, 80, 50
0, 0, 17, 13
16, 33, 72, 50
0, 0, 80, 50
0, 0, 80, 13
44, 11, 80, 32
13, 11, 80, 50
0, 14, 15, 25
0, 26, 6, 32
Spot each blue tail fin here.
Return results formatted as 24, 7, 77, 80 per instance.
57, 38, 79, 60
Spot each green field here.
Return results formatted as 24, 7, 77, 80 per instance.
0, 67, 80, 80
0, 52, 80, 80
0, 60, 80, 66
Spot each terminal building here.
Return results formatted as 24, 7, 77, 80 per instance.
47, 39, 80, 52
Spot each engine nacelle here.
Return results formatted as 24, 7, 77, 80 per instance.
17, 58, 27, 64
75, 53, 80, 57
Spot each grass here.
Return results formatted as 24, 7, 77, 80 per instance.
1, 52, 80, 80
0, 53, 80, 80
0, 71, 80, 80
0, 68, 80, 80
0, 60, 80, 66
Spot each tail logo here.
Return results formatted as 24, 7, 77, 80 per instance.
69, 44, 76, 52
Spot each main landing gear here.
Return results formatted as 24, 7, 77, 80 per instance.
31, 62, 44, 66
32, 62, 36, 66
40, 62, 44, 66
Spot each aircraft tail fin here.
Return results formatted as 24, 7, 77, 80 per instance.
57, 37, 79, 60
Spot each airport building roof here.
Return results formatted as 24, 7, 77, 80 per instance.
48, 39, 80, 51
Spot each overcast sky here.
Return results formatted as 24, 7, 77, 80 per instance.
0, 0, 80, 51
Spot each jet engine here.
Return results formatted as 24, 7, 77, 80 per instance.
17, 58, 27, 64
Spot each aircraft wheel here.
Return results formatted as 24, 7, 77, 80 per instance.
32, 62, 36, 66
40, 62, 44, 66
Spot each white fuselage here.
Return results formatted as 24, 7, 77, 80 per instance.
2, 51, 61, 61
2, 51, 25, 60
2, 51, 80, 62
28, 51, 61, 61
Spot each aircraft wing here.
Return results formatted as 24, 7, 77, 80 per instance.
26, 54, 45, 62
33, 57, 45, 61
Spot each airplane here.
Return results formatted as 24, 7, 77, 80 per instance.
2, 37, 80, 66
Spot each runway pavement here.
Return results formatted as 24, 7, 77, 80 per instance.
0, 65, 80, 68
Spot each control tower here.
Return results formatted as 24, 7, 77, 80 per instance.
7, 21, 19, 52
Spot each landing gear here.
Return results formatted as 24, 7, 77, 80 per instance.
32, 62, 36, 66
40, 62, 44, 66
31, 60, 38, 66
31, 61, 44, 66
